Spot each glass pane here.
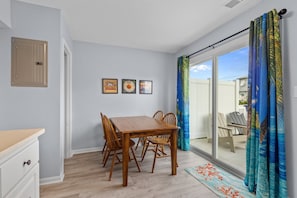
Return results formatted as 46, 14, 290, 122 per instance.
217, 47, 248, 172
189, 59, 213, 155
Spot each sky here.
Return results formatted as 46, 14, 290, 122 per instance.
190, 47, 249, 81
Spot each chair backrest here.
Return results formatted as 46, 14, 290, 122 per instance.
162, 112, 177, 126
227, 111, 246, 125
102, 115, 121, 150
218, 112, 227, 127
153, 110, 164, 121
217, 112, 231, 137
160, 112, 177, 140
227, 111, 247, 134
100, 112, 107, 137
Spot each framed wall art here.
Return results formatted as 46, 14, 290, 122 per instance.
122, 79, 136, 94
102, 78, 118, 94
139, 80, 153, 94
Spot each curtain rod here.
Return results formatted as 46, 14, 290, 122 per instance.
187, 8, 287, 59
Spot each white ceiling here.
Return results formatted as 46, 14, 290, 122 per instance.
18, 0, 260, 53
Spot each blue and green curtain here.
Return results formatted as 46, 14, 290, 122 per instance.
177, 56, 190, 151
245, 9, 287, 197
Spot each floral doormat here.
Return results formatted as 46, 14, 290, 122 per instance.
185, 163, 255, 198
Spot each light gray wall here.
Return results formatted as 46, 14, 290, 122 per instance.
0, 0, 11, 28
176, 0, 297, 197
72, 41, 175, 151
0, 1, 63, 180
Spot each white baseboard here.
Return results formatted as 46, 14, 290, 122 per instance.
40, 174, 64, 185
71, 146, 102, 155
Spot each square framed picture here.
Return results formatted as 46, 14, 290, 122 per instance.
139, 80, 153, 94
122, 79, 136, 94
102, 78, 118, 94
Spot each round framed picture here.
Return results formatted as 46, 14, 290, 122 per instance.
122, 79, 136, 94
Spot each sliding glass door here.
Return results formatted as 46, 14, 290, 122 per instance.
217, 47, 248, 171
189, 36, 248, 175
189, 59, 213, 155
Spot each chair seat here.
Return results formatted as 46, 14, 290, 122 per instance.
121, 139, 136, 148
108, 139, 136, 151
147, 137, 170, 145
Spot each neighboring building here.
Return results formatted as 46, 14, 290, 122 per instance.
237, 77, 248, 104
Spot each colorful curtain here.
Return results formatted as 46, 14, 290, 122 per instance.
245, 9, 288, 197
177, 56, 190, 151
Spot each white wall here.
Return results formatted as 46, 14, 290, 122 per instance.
0, 0, 63, 181
177, 0, 297, 197
72, 41, 175, 151
0, 0, 11, 28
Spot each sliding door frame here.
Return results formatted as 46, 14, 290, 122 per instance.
189, 34, 249, 178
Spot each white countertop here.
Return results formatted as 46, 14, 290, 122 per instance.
0, 128, 45, 160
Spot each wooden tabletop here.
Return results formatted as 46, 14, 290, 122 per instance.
110, 116, 178, 133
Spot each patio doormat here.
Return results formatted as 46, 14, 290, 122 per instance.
185, 162, 255, 198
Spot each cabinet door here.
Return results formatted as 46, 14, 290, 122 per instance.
5, 164, 39, 198
11, 37, 48, 87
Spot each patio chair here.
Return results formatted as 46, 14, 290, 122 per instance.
217, 112, 235, 152
227, 111, 247, 135
216, 112, 247, 152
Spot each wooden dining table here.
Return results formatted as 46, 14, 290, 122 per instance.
110, 115, 179, 187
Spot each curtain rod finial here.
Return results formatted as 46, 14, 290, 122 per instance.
278, 8, 287, 19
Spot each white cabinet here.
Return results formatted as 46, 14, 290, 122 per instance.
0, 128, 44, 198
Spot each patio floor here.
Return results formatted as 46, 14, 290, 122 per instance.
190, 138, 246, 173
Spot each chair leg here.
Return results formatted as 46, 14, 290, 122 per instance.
116, 154, 121, 163
141, 140, 150, 162
103, 149, 111, 167
135, 137, 143, 151
109, 151, 117, 181
130, 148, 141, 172
102, 144, 108, 164
102, 141, 106, 154
136, 137, 147, 152
140, 137, 148, 157
229, 138, 235, 153
151, 144, 158, 173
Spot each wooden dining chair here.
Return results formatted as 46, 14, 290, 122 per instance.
100, 112, 107, 155
135, 110, 164, 151
135, 110, 164, 158
102, 115, 141, 181
100, 112, 122, 164
141, 112, 177, 173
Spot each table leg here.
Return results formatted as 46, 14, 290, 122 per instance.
171, 129, 177, 175
122, 133, 130, 186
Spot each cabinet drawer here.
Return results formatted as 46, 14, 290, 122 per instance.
5, 163, 39, 198
1, 141, 39, 197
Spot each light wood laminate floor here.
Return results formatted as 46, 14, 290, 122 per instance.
40, 148, 218, 198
